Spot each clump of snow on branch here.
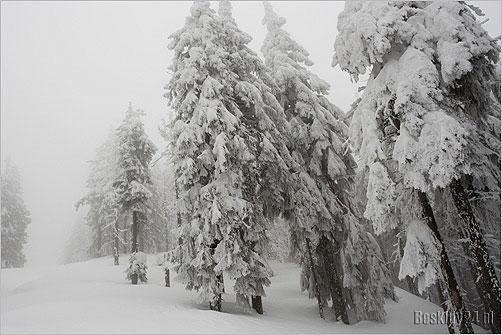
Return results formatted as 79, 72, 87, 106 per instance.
398, 220, 442, 294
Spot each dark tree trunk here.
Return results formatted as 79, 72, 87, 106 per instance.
131, 211, 139, 253
333, 249, 354, 324
251, 296, 263, 314
209, 273, 223, 312
406, 276, 419, 297
209, 294, 222, 312
139, 225, 145, 253
138, 213, 145, 253
417, 190, 473, 333
321, 158, 357, 324
131, 211, 139, 285
305, 238, 324, 319
319, 236, 350, 324
449, 179, 501, 334
164, 220, 170, 288
164, 268, 170, 287
208, 240, 223, 312
437, 281, 455, 334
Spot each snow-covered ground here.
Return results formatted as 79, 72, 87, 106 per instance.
1, 255, 485, 334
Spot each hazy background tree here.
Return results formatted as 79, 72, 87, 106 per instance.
1, 159, 31, 268
114, 103, 157, 284
77, 128, 122, 264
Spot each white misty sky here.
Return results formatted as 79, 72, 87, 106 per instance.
1, 1, 501, 266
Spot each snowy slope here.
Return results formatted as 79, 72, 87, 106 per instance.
1, 255, 486, 334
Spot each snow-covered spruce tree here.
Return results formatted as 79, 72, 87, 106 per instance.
432, 80, 501, 330
77, 129, 123, 264
125, 251, 148, 283
262, 2, 393, 323
114, 104, 157, 284
1, 159, 30, 268
165, 0, 293, 313
334, 1, 500, 332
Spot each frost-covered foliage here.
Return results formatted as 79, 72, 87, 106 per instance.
262, 2, 392, 322
125, 251, 148, 283
1, 159, 30, 268
78, 116, 166, 260
334, 2, 501, 331
77, 129, 123, 258
433, 183, 501, 331
165, 1, 293, 309
334, 0, 500, 288
263, 216, 291, 262
334, 1, 500, 193
364, 162, 398, 235
398, 220, 442, 294
114, 105, 157, 215
342, 215, 395, 322
115, 104, 156, 280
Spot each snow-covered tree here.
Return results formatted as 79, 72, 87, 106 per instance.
262, 2, 392, 323
165, 0, 293, 313
77, 129, 123, 264
1, 159, 30, 268
114, 103, 157, 284
334, 1, 500, 332
125, 251, 148, 284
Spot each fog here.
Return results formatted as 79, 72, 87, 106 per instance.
1, 1, 500, 266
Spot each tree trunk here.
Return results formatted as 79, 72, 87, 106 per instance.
406, 276, 419, 296
305, 238, 324, 319
209, 274, 223, 312
132, 211, 139, 253
417, 190, 473, 333
319, 236, 350, 324
138, 213, 145, 253
209, 294, 222, 312
122, 215, 128, 254
113, 217, 120, 265
139, 225, 144, 253
449, 179, 501, 334
122, 229, 127, 254
436, 281, 455, 334
208, 240, 223, 312
251, 296, 263, 314
334, 249, 355, 324
164, 268, 170, 287
131, 211, 139, 285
